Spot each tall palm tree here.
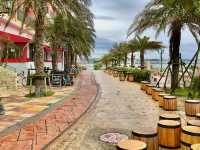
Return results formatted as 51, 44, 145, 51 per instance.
63, 11, 95, 69
118, 42, 131, 66
129, 36, 164, 69
45, 14, 66, 71
4, 0, 92, 95
128, 0, 200, 89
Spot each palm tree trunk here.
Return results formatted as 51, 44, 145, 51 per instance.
52, 44, 58, 71
34, 3, 46, 96
140, 49, 145, 69
70, 51, 74, 66
74, 55, 78, 66
170, 20, 182, 90
124, 53, 127, 66
131, 51, 134, 67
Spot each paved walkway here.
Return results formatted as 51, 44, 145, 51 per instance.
0, 86, 74, 134
47, 71, 183, 150
0, 71, 98, 150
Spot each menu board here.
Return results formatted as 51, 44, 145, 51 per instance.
51, 74, 62, 86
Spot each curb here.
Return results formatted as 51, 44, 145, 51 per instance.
42, 72, 101, 149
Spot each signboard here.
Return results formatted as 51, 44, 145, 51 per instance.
51, 74, 62, 86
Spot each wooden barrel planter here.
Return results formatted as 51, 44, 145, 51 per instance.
132, 128, 158, 150
117, 139, 147, 150
191, 144, 200, 150
119, 72, 126, 81
159, 113, 181, 122
113, 70, 119, 78
140, 81, 150, 91
187, 120, 200, 127
154, 88, 165, 101
146, 84, 155, 95
185, 100, 200, 117
196, 113, 200, 120
151, 88, 158, 100
163, 96, 177, 111
181, 126, 200, 150
158, 120, 181, 149
127, 73, 134, 82
158, 93, 170, 107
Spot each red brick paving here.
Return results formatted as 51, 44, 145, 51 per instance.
0, 71, 98, 150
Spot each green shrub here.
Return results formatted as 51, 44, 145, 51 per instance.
127, 68, 150, 82
191, 76, 200, 98
94, 63, 102, 70
115, 66, 129, 74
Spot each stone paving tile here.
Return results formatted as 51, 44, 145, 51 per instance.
45, 70, 193, 150
0, 71, 98, 150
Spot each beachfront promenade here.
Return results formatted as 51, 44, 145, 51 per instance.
45, 70, 186, 150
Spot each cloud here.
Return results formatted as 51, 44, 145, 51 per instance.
90, 0, 196, 59
95, 15, 116, 20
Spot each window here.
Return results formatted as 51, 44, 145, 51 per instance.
29, 43, 35, 61
0, 43, 23, 58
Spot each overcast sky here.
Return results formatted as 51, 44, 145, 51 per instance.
90, 0, 198, 60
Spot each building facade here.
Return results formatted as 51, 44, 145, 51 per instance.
0, 2, 64, 75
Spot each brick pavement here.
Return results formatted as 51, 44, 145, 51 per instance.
0, 71, 98, 150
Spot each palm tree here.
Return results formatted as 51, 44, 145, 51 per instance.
128, 0, 200, 89
118, 42, 131, 67
129, 36, 164, 69
5, 0, 92, 95
63, 11, 95, 70
45, 14, 66, 71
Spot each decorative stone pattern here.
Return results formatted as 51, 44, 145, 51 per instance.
0, 71, 98, 150
0, 66, 17, 89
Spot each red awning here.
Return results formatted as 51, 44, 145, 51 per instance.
0, 31, 30, 43
43, 45, 52, 52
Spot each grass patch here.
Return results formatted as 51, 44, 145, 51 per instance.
173, 88, 191, 97
25, 90, 55, 98
166, 88, 200, 98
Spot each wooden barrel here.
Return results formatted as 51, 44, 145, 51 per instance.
185, 100, 200, 116
158, 120, 181, 149
196, 113, 200, 120
191, 144, 200, 150
119, 73, 126, 81
132, 128, 158, 150
159, 113, 181, 122
158, 93, 170, 107
113, 70, 119, 78
117, 139, 147, 150
151, 88, 158, 100
187, 120, 200, 127
140, 81, 150, 91
163, 96, 177, 111
146, 84, 155, 95
181, 126, 200, 150
154, 88, 165, 101
127, 74, 134, 82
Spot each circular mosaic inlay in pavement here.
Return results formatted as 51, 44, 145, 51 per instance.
99, 132, 128, 145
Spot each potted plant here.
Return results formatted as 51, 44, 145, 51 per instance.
127, 68, 135, 82
118, 67, 128, 81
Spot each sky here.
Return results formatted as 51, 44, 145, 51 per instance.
90, 0, 198, 60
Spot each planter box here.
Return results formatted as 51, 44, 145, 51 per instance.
119, 73, 126, 81
127, 73, 134, 82
113, 70, 119, 78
